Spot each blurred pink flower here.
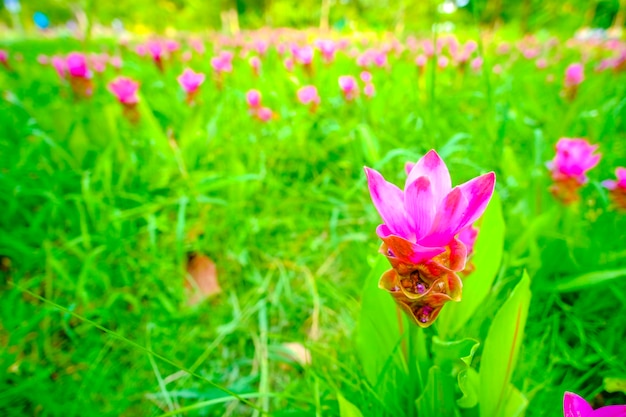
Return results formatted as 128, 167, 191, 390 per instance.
536, 58, 548, 69
177, 68, 205, 94
470, 57, 483, 72
603, 167, 626, 211
246, 89, 262, 108
110, 56, 123, 69
181, 51, 192, 62
51, 56, 66, 78
563, 392, 626, 417
437, 55, 449, 69
211, 51, 233, 73
602, 167, 626, 190
415, 54, 427, 68
364, 83, 375, 98
297, 85, 320, 106
0, 50, 7, 64
37, 54, 49, 65
548, 138, 601, 185
339, 75, 359, 101
548, 138, 601, 204
493, 64, 502, 75
108, 76, 140, 105
284, 57, 294, 72
256, 106, 274, 122
360, 71, 372, 83
249, 56, 261, 76
366, 150, 495, 327
293, 45, 314, 65
565, 63, 585, 87
316, 39, 337, 63
66, 52, 90, 78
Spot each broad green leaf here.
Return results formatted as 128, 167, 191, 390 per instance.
457, 367, 480, 408
479, 272, 531, 417
415, 366, 456, 417
502, 384, 528, 417
550, 268, 626, 292
437, 192, 505, 339
356, 256, 407, 388
337, 394, 364, 417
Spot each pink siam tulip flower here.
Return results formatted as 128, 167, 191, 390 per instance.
37, 54, 49, 65
51, 56, 66, 78
316, 39, 337, 63
90, 54, 107, 73
108, 76, 140, 123
563, 392, 626, 417
255, 106, 274, 122
339, 75, 359, 101
364, 83, 375, 98
249, 56, 261, 76
181, 51, 192, 62
189, 38, 205, 55
211, 51, 234, 73
66, 52, 90, 78
565, 63, 585, 87
165, 39, 180, 53
284, 57, 294, 72
437, 55, 449, 69
415, 54, 427, 72
107, 76, 140, 105
246, 89, 262, 109
470, 57, 483, 72
293, 45, 314, 66
602, 167, 626, 211
0, 50, 8, 65
536, 58, 548, 69
366, 150, 495, 327
360, 71, 372, 83
297, 85, 320, 112
178, 68, 205, 94
110, 56, 123, 70
563, 63, 584, 100
547, 138, 601, 204
253, 40, 269, 56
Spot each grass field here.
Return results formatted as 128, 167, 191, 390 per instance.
1, 29, 626, 416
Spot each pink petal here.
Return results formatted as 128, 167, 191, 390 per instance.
456, 172, 496, 230
419, 188, 469, 247
592, 406, 626, 417
564, 392, 594, 417
365, 167, 412, 239
406, 150, 451, 204
404, 176, 436, 239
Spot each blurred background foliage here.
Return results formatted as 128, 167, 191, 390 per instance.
0, 0, 625, 35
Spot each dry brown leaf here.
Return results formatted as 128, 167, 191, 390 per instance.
185, 253, 221, 305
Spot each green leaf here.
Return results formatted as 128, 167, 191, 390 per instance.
356, 256, 407, 388
415, 366, 457, 417
437, 192, 505, 339
502, 385, 528, 417
479, 272, 531, 417
432, 337, 480, 371
337, 393, 364, 417
457, 367, 480, 408
550, 268, 626, 293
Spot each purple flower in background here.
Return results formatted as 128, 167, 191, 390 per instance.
563, 392, 626, 417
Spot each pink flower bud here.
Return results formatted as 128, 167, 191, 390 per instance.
66, 52, 90, 78
297, 85, 320, 105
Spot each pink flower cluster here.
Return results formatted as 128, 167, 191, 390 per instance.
365, 150, 495, 327
602, 167, 626, 210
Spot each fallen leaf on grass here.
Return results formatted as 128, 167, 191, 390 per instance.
186, 253, 221, 305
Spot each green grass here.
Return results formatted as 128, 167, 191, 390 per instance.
1, 30, 626, 416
